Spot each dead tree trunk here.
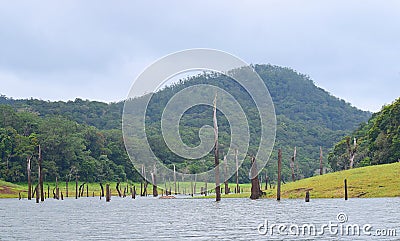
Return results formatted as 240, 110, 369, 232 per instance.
294, 147, 299, 180
213, 93, 221, 202
116, 182, 122, 197
106, 184, 111, 202
27, 156, 32, 200
35, 185, 39, 203
66, 180, 69, 198
38, 145, 44, 202
290, 156, 295, 182
99, 183, 104, 197
235, 149, 239, 194
173, 164, 177, 195
194, 174, 197, 195
55, 177, 59, 200
79, 183, 85, 197
277, 149, 282, 201
224, 155, 229, 195
320, 146, 323, 175
250, 156, 262, 199
151, 166, 158, 197
347, 137, 357, 169
75, 175, 78, 199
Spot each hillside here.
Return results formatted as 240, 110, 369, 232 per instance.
328, 97, 400, 170
0, 64, 371, 183
263, 162, 400, 198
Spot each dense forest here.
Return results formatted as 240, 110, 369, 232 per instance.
0, 64, 372, 184
328, 97, 400, 170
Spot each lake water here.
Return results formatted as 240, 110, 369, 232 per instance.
0, 197, 398, 240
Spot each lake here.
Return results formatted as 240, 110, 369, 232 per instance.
0, 197, 398, 240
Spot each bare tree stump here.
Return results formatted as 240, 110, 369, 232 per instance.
250, 156, 262, 199
116, 182, 122, 197
99, 183, 104, 197
305, 191, 310, 202
106, 184, 111, 202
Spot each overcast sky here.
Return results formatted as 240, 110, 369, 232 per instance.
0, 1, 399, 112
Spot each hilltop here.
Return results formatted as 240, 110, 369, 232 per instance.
0, 64, 371, 183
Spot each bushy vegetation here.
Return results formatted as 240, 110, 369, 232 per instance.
328, 98, 400, 170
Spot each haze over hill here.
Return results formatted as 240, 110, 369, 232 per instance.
0, 65, 371, 183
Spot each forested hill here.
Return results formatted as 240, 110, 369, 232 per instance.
328, 97, 400, 171
0, 64, 371, 183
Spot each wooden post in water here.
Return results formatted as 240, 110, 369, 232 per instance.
277, 149, 282, 201
47, 185, 50, 199
320, 146, 323, 175
265, 173, 268, 190
86, 183, 89, 197
132, 186, 136, 199
344, 179, 348, 200
27, 156, 32, 200
213, 93, 221, 202
305, 191, 310, 202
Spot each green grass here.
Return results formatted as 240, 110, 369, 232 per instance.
1, 163, 399, 199
263, 162, 400, 199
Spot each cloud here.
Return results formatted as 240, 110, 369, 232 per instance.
0, 0, 399, 111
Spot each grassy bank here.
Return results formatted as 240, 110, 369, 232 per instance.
201, 162, 400, 199
1, 163, 399, 199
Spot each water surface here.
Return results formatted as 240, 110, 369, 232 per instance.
0, 197, 398, 240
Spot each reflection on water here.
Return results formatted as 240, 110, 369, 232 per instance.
0, 197, 398, 240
